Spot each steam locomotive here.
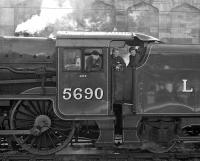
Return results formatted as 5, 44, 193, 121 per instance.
0, 32, 200, 155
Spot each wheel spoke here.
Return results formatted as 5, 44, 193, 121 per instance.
15, 124, 33, 129
49, 128, 62, 141
30, 137, 37, 147
45, 100, 52, 115
21, 102, 38, 116
42, 133, 48, 148
47, 131, 56, 148
52, 129, 69, 138
22, 135, 31, 144
17, 110, 35, 119
15, 122, 33, 128
13, 118, 34, 122
28, 100, 40, 115
15, 123, 33, 128
42, 101, 46, 115
40, 132, 50, 149
37, 135, 42, 150
36, 101, 42, 114
47, 104, 54, 116
15, 121, 33, 126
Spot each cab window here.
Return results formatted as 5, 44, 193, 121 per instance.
84, 48, 103, 72
63, 49, 81, 71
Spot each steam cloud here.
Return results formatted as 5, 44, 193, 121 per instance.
15, 0, 77, 35
15, 0, 114, 36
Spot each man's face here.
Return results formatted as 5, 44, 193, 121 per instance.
113, 49, 120, 57
130, 49, 136, 56
92, 55, 99, 60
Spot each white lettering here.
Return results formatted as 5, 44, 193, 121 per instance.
85, 88, 93, 99
182, 79, 193, 93
62, 88, 104, 100
63, 88, 72, 100
73, 88, 83, 100
95, 88, 104, 99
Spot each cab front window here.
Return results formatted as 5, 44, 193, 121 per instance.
63, 49, 81, 71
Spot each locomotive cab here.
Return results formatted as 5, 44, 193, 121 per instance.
56, 33, 111, 120
54, 31, 159, 148
55, 32, 159, 120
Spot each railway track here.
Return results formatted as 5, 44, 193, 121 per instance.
1, 146, 200, 161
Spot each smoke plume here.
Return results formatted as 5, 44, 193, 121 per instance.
15, 0, 78, 35
15, 0, 114, 36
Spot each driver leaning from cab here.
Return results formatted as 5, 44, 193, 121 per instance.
111, 47, 126, 71
86, 50, 102, 71
127, 46, 145, 68
127, 46, 137, 67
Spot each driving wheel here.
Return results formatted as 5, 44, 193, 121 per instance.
10, 100, 75, 155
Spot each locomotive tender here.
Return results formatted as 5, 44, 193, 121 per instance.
0, 32, 200, 155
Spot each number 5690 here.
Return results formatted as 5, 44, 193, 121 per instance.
63, 88, 104, 100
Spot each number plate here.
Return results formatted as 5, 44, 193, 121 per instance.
63, 88, 104, 100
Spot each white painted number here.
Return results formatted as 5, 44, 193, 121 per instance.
63, 88, 72, 100
95, 88, 104, 100
85, 88, 93, 99
73, 88, 83, 100
62, 88, 103, 100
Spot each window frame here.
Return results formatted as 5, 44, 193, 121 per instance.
62, 48, 82, 72
61, 47, 104, 73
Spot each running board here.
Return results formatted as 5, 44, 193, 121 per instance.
0, 130, 31, 135
176, 136, 200, 143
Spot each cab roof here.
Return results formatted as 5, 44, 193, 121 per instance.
56, 31, 159, 41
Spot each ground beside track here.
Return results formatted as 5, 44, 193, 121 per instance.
1, 146, 200, 161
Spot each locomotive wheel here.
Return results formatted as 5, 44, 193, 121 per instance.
10, 100, 75, 155
137, 118, 178, 153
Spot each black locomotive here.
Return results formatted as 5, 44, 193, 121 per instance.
0, 32, 199, 155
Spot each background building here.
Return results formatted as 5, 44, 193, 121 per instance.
1, 0, 200, 44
